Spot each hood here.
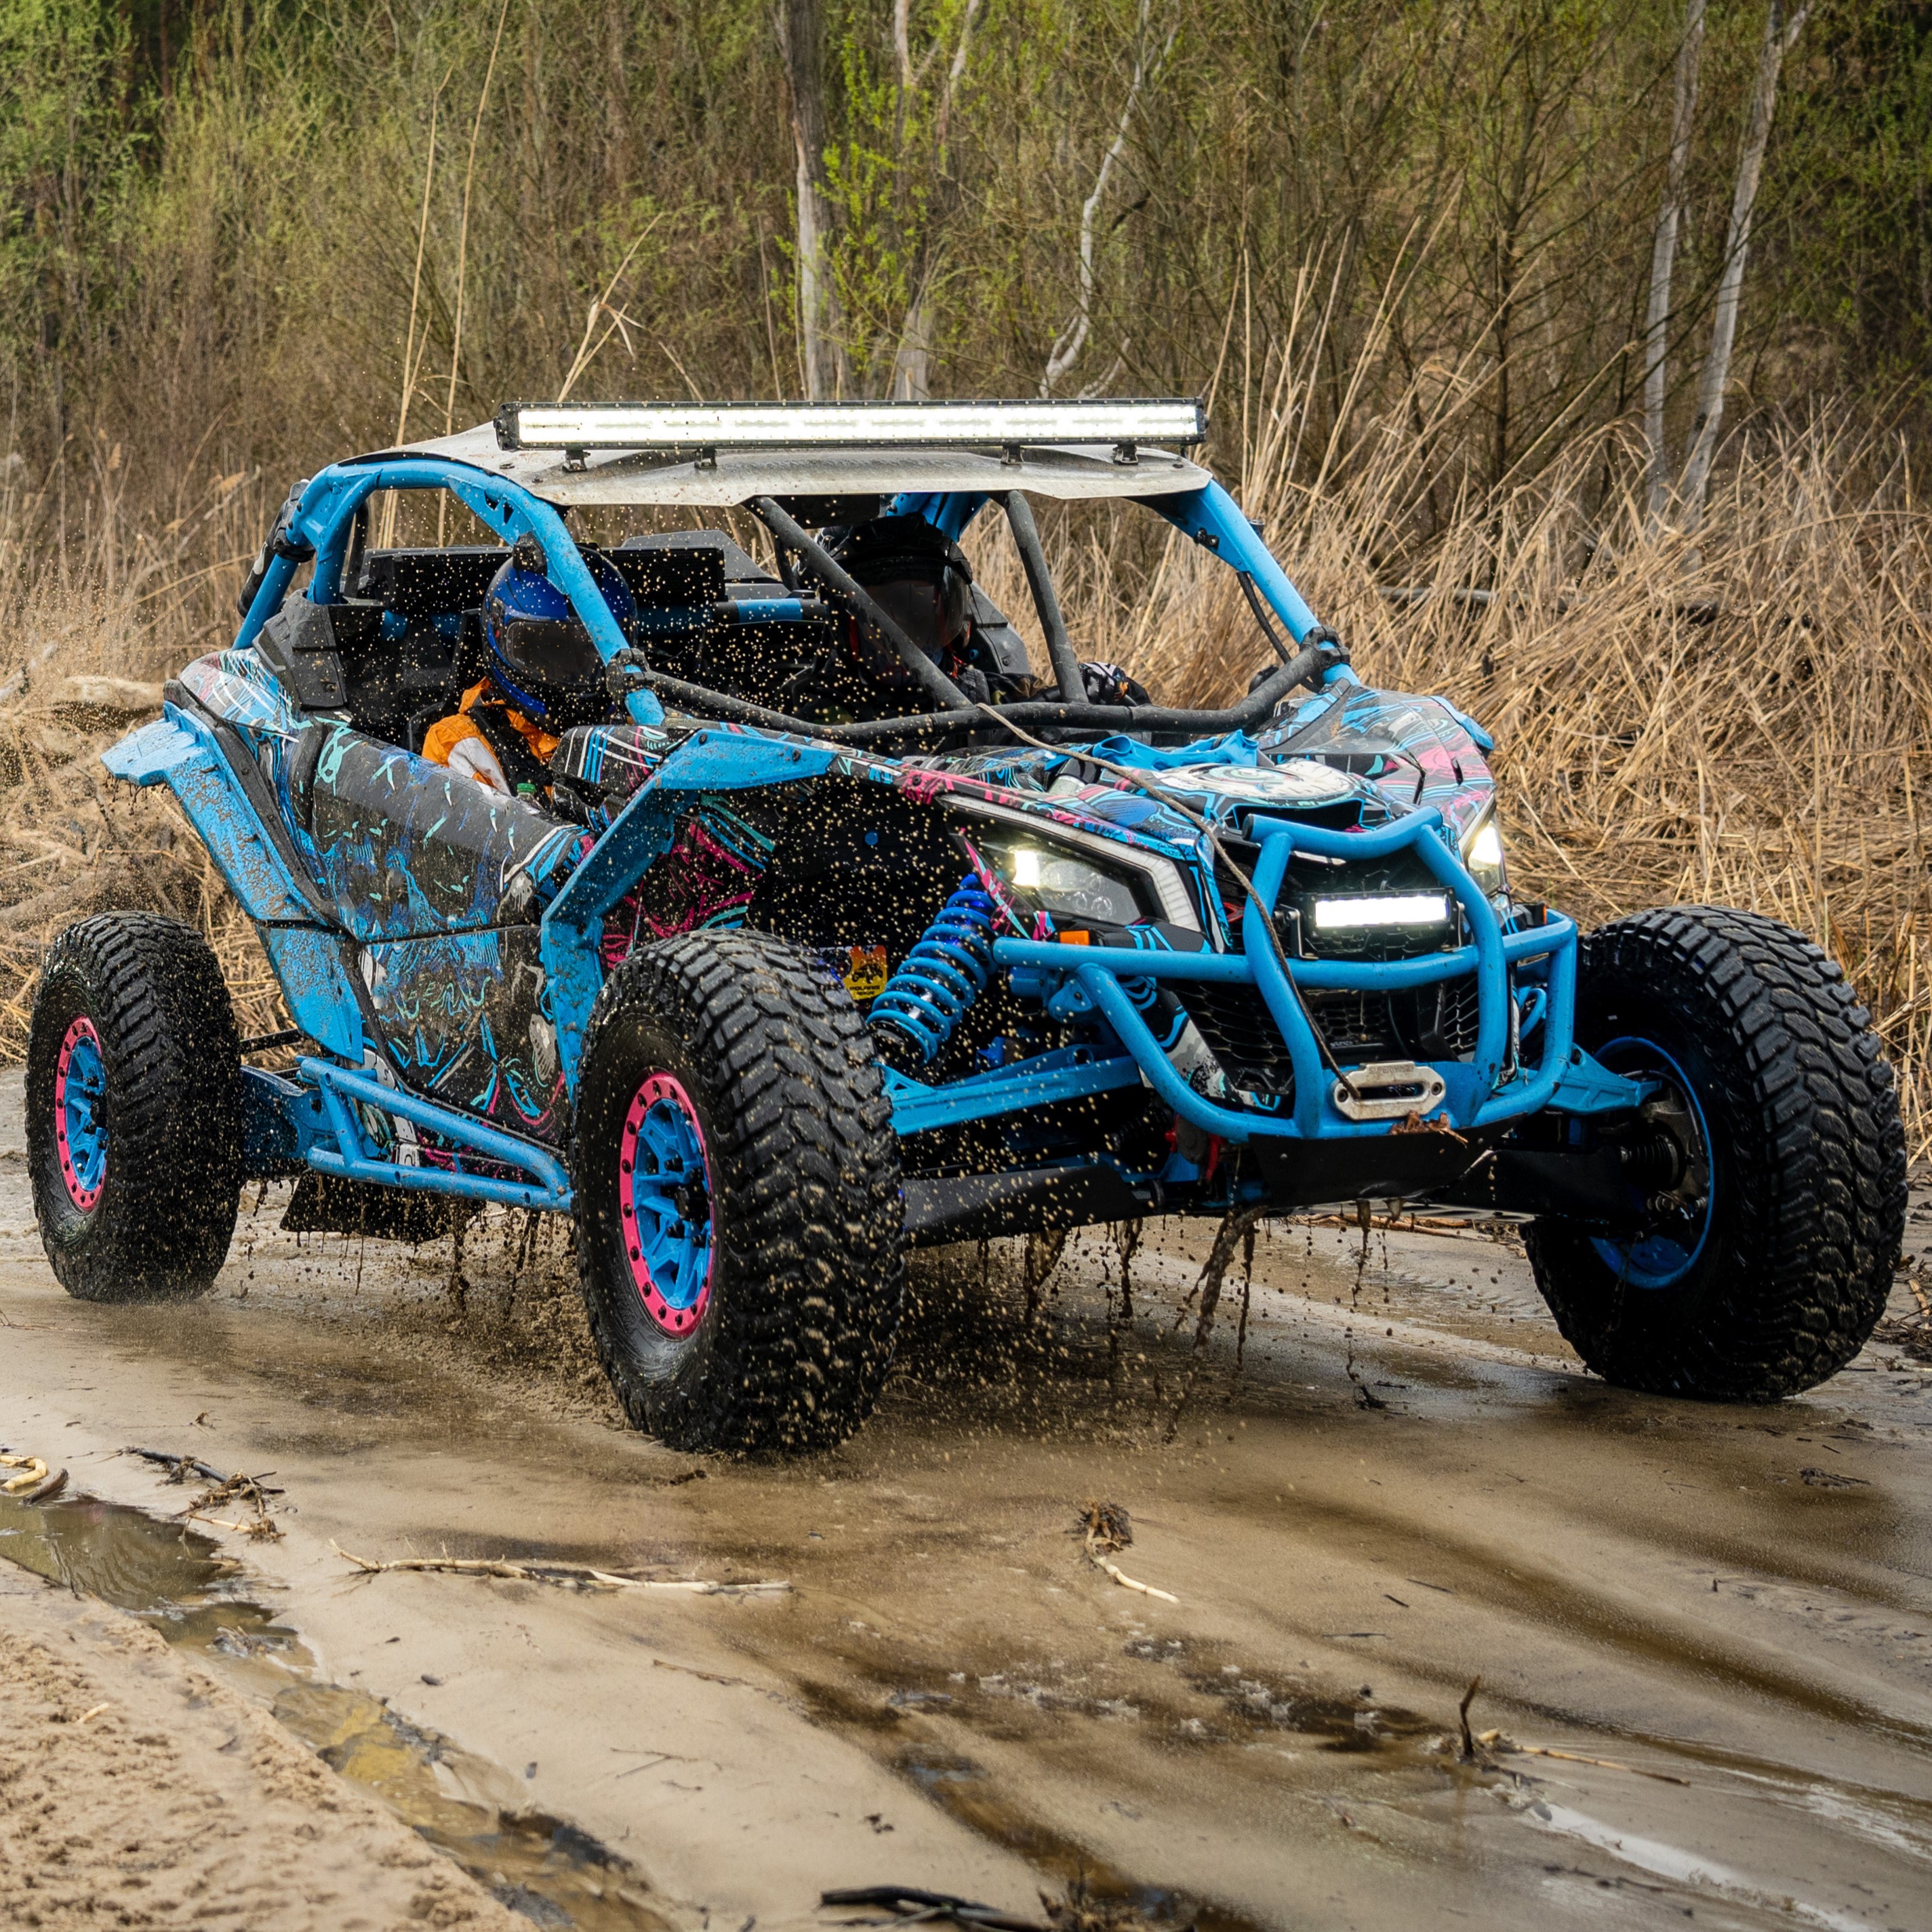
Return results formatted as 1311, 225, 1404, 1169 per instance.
913, 684, 1497, 849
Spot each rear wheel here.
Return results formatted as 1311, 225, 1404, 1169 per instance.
28, 913, 243, 1302
1525, 906, 1904, 1400
572, 930, 904, 1453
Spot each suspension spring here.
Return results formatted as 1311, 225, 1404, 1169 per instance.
869, 877, 997, 1072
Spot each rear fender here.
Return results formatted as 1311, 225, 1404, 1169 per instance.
102, 707, 367, 1060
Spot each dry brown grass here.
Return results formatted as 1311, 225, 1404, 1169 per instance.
3, 392, 1927, 1154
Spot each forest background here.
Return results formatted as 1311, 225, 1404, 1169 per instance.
1, 0, 1931, 1142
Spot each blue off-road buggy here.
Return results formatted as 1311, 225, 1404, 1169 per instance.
31, 400, 1906, 1450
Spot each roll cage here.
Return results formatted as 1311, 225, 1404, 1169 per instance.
235, 408, 1350, 749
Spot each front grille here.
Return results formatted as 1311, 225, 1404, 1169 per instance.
1184, 984, 1297, 1095
1304, 975, 1480, 1062
1183, 973, 1481, 1100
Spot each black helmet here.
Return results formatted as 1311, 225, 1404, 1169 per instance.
832, 515, 973, 687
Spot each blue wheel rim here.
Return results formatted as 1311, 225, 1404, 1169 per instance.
1590, 1035, 1714, 1291
618, 1073, 714, 1336
54, 1016, 107, 1211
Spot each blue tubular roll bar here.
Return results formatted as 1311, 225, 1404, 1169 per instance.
991, 808, 1616, 1145
237, 457, 668, 729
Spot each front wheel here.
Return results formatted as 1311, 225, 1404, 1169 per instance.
1526, 906, 1905, 1401
571, 930, 905, 1453
28, 912, 243, 1301
1530, 908, 1908, 1406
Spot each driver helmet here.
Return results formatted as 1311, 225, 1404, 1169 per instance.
483, 536, 636, 729
832, 514, 972, 687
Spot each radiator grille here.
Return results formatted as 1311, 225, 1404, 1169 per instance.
1182, 975, 1481, 1099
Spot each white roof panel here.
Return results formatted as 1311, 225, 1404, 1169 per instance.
363, 422, 1212, 506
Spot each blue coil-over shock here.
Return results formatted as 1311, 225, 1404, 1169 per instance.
869, 877, 996, 1073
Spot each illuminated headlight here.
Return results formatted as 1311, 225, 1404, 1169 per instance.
1002, 844, 1146, 927
948, 797, 1199, 931
1312, 893, 1451, 932
1462, 816, 1506, 896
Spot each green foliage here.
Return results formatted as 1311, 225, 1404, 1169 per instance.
0, 0, 1926, 534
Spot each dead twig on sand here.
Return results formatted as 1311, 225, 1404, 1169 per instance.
333, 1542, 788, 1596
124, 1445, 239, 1485
1457, 1674, 1483, 1760
1478, 1729, 1690, 1786
125, 1446, 285, 1539
180, 1471, 283, 1541
822, 1885, 1045, 1932
1073, 1500, 1178, 1604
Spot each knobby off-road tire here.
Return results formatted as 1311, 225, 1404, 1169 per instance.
1525, 906, 1905, 1401
28, 912, 243, 1302
572, 929, 905, 1453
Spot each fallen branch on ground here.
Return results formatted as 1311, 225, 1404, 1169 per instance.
1478, 1729, 1689, 1785
822, 1886, 1045, 1932
125, 1447, 285, 1539
333, 1543, 789, 1595
125, 1446, 268, 1487
1073, 1500, 1178, 1604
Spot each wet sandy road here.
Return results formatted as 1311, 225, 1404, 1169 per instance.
3, 1082, 1931, 1931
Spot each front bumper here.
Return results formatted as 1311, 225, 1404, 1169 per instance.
991, 805, 1640, 1143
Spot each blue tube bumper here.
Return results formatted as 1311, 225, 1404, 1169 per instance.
987, 808, 1643, 1144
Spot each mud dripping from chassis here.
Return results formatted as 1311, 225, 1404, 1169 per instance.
0, 1485, 673, 1931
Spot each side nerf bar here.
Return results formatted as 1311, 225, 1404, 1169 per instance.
300, 1058, 574, 1211
991, 807, 1645, 1142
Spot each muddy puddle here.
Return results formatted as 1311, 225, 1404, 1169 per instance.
0, 1481, 672, 1931
6, 1159, 1932, 1928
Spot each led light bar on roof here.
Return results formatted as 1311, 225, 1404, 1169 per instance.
494, 398, 1207, 454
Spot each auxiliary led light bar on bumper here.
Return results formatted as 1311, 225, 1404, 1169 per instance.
494, 398, 1209, 454
1311, 893, 1451, 931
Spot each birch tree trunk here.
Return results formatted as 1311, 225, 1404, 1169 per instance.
1679, 0, 1809, 527
777, 0, 845, 399
1643, 0, 1706, 523
1041, 0, 1173, 398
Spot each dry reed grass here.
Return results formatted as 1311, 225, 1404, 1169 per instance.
2, 382, 1926, 1154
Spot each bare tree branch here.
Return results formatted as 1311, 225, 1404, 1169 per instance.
1680, 0, 1809, 527
1041, 0, 1175, 399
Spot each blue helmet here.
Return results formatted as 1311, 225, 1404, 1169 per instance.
483, 537, 637, 727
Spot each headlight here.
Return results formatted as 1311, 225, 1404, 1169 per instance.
1462, 815, 1506, 897
946, 798, 1200, 931
997, 841, 1149, 927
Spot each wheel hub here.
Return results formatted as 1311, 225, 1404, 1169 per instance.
618, 1073, 715, 1336
54, 1015, 106, 1213
1593, 1039, 1714, 1290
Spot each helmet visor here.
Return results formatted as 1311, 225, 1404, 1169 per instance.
491, 607, 603, 693
853, 576, 963, 685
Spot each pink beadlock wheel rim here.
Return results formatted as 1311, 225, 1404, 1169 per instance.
618, 1072, 715, 1336
54, 1015, 107, 1212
